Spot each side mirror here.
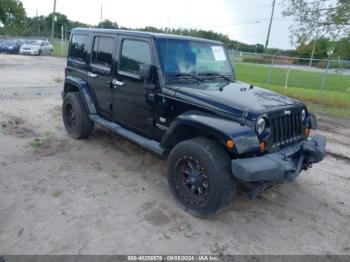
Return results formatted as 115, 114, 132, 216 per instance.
140, 64, 156, 90
140, 64, 155, 80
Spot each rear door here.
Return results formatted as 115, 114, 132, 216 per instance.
87, 34, 116, 117
112, 36, 156, 136
67, 33, 91, 91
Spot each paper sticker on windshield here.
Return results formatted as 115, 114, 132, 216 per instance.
211, 46, 226, 61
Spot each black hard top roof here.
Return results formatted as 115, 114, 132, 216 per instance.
71, 28, 224, 45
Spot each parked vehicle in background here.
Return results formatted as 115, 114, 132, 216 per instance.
0, 39, 23, 54
20, 40, 53, 56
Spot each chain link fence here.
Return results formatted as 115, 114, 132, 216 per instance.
229, 50, 350, 93
0, 26, 69, 57
229, 50, 350, 115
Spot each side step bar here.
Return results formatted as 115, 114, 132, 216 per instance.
89, 114, 164, 156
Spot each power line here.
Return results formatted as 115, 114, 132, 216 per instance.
173, 17, 291, 29
205, 3, 273, 14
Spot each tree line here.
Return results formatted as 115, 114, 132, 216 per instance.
1, 0, 349, 59
0, 10, 266, 53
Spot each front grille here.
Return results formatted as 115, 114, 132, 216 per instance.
270, 111, 304, 148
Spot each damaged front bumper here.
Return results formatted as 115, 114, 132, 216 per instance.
231, 135, 327, 182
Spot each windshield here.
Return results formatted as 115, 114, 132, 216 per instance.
3, 40, 17, 46
25, 40, 41, 46
156, 38, 234, 84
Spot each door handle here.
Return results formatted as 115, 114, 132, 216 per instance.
87, 72, 98, 78
112, 79, 125, 87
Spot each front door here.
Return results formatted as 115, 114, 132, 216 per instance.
112, 37, 156, 136
88, 35, 116, 117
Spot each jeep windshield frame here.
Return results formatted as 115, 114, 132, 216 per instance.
155, 38, 235, 86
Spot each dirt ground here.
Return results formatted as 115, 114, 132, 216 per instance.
0, 55, 349, 255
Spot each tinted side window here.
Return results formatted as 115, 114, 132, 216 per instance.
92, 36, 114, 67
120, 40, 151, 74
69, 34, 89, 63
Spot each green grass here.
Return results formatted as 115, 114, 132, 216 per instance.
93, 162, 103, 171
108, 170, 118, 178
235, 63, 350, 92
235, 63, 350, 119
52, 40, 68, 57
51, 191, 62, 198
29, 138, 44, 148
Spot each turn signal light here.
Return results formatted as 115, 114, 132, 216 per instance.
259, 142, 265, 152
304, 128, 310, 137
226, 139, 235, 150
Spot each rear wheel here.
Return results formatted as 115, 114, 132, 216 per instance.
167, 137, 237, 217
62, 92, 94, 139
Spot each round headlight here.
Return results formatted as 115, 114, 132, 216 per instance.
256, 117, 266, 135
301, 109, 306, 122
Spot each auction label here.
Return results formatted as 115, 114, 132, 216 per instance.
127, 255, 219, 261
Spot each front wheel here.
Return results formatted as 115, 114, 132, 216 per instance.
167, 137, 237, 217
62, 92, 94, 139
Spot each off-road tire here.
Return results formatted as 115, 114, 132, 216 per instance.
62, 92, 94, 139
167, 137, 237, 217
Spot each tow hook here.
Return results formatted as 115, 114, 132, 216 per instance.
247, 182, 275, 200
303, 163, 313, 171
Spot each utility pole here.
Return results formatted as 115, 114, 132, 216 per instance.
310, 15, 320, 67
36, 9, 39, 35
265, 0, 276, 50
309, 38, 317, 67
100, 3, 103, 24
51, 0, 57, 40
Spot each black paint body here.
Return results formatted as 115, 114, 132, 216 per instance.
63, 28, 326, 182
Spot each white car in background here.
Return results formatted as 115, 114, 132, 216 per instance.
20, 40, 53, 56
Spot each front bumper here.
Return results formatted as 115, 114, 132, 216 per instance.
231, 135, 326, 182
20, 50, 39, 55
0, 48, 16, 54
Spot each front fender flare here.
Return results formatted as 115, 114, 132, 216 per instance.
63, 76, 97, 114
161, 111, 260, 154
308, 113, 318, 130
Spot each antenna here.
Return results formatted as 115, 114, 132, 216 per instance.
162, 16, 171, 100
164, 16, 171, 77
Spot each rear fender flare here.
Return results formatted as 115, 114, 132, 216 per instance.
63, 76, 97, 114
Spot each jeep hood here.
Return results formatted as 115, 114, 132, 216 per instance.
172, 81, 302, 118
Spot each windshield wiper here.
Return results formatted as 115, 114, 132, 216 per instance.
168, 73, 204, 82
198, 72, 233, 82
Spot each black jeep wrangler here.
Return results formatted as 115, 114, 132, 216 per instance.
62, 28, 326, 216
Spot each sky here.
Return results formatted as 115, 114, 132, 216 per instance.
21, 0, 295, 49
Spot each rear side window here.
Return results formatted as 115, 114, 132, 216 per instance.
120, 40, 151, 75
69, 34, 89, 63
92, 36, 114, 68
